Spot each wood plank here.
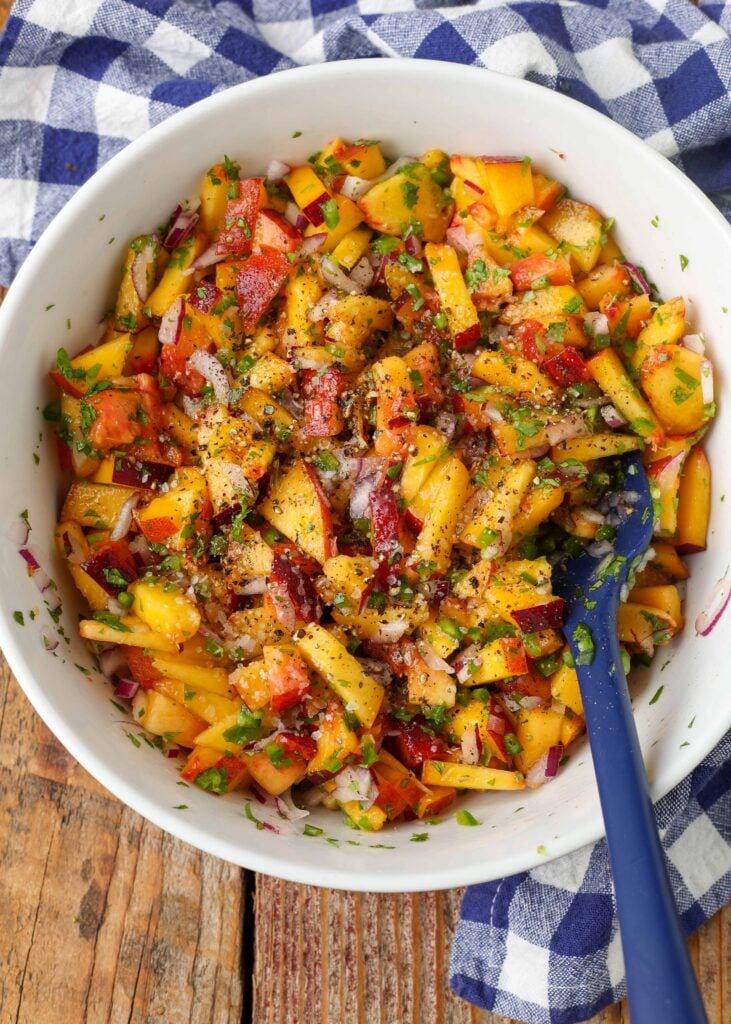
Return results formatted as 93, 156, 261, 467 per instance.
0, 656, 246, 1024
254, 875, 727, 1024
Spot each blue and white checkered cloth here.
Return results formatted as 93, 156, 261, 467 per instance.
0, 2, 730, 1021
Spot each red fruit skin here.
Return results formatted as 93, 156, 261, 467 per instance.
391, 718, 449, 772
235, 250, 290, 333
268, 553, 323, 626
511, 598, 566, 632
216, 178, 264, 257
278, 732, 318, 764
543, 348, 591, 387
253, 210, 302, 254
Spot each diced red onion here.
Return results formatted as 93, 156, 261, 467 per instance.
349, 472, 379, 521
59, 529, 86, 565
7, 517, 30, 547
340, 175, 372, 201
110, 493, 139, 542
461, 725, 481, 765
114, 678, 140, 700
297, 233, 327, 260
525, 750, 552, 789
41, 627, 59, 652
580, 508, 606, 526
277, 387, 304, 420
681, 333, 705, 355
504, 695, 544, 716
463, 179, 484, 196
587, 538, 614, 559
321, 255, 366, 295
308, 289, 340, 323
348, 255, 375, 291
372, 254, 389, 286
434, 410, 458, 441
187, 350, 230, 405
355, 656, 393, 687
130, 241, 157, 303
159, 296, 184, 345
239, 576, 267, 596
454, 644, 481, 684
166, 747, 182, 759
164, 204, 199, 250
372, 619, 409, 643
43, 583, 62, 613
550, 699, 567, 716
128, 533, 153, 566
404, 235, 423, 257
700, 360, 714, 405
445, 224, 470, 253
186, 243, 225, 274
331, 766, 377, 808
584, 311, 609, 337
100, 646, 129, 677
285, 204, 309, 233
545, 743, 564, 778
546, 414, 589, 446
275, 789, 310, 821
695, 577, 731, 636
600, 404, 626, 428
182, 395, 203, 419
216, 461, 255, 501
416, 639, 455, 674
107, 596, 126, 616
621, 261, 651, 295
487, 714, 506, 735
19, 547, 40, 572
266, 158, 291, 183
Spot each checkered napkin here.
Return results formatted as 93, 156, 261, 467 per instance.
1, 1, 730, 1021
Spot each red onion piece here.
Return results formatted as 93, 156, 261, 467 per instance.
348, 255, 375, 291
600, 404, 627, 429
110, 493, 139, 542
19, 547, 40, 572
321, 255, 366, 295
404, 235, 423, 257
297, 233, 328, 259
7, 517, 30, 547
275, 790, 310, 821
695, 577, 731, 636
545, 743, 564, 778
159, 296, 184, 345
100, 646, 129, 677
487, 714, 506, 735
372, 619, 410, 643
308, 288, 340, 323
60, 529, 86, 565
339, 175, 369, 201
464, 178, 485, 196
700, 360, 714, 405
416, 639, 455, 674
186, 242, 225, 274
128, 533, 153, 567
166, 747, 182, 759
545, 414, 589, 447
434, 410, 458, 441
681, 333, 705, 355
331, 766, 377, 808
239, 576, 267, 596
182, 395, 203, 419
266, 158, 291, 183
187, 350, 230, 405
454, 644, 482, 684
445, 224, 470, 253
41, 627, 59, 652
130, 242, 157, 303
349, 472, 379, 521
584, 311, 609, 337
114, 678, 140, 700
461, 725, 481, 765
164, 204, 199, 250
621, 261, 651, 295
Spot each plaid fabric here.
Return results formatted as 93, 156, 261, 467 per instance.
1, 0, 731, 283
1, 3, 730, 1021
452, 732, 731, 1023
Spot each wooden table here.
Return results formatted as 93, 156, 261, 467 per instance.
0, 1, 727, 1017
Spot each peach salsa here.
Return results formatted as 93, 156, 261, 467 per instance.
44, 139, 714, 834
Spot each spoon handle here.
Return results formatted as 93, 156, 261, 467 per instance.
568, 622, 708, 1024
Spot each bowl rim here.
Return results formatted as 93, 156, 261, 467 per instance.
1, 58, 730, 891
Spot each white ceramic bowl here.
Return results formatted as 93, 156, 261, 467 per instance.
0, 60, 728, 892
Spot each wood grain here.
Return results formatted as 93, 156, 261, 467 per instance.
0, 0, 727, 1017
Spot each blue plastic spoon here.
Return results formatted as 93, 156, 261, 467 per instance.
552, 452, 707, 1024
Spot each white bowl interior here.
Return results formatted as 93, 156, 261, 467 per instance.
0, 61, 729, 891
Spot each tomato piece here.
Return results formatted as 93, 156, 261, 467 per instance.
235, 250, 290, 332
216, 177, 264, 258
392, 718, 449, 772
253, 210, 301, 254
125, 647, 162, 688
543, 347, 591, 387
510, 253, 573, 291
87, 390, 143, 451
278, 731, 318, 765
263, 646, 311, 712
